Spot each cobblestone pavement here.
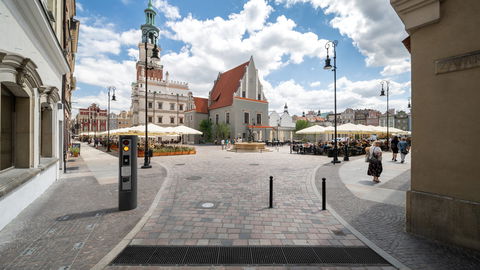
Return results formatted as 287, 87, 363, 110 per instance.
132, 146, 363, 248
103, 145, 396, 270
316, 156, 480, 270
0, 143, 166, 270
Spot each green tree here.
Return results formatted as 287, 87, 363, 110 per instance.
213, 123, 230, 140
295, 120, 310, 132
199, 119, 213, 142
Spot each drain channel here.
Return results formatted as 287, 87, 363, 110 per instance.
111, 246, 390, 266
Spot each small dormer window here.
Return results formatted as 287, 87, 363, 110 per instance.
258, 93, 261, 100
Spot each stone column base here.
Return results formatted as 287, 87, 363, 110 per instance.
406, 190, 480, 251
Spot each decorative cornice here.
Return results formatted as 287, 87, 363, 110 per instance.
390, 0, 441, 32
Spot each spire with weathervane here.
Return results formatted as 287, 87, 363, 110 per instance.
137, 0, 163, 81
141, 0, 159, 44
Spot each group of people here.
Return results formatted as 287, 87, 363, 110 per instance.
366, 136, 411, 183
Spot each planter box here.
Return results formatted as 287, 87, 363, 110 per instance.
137, 150, 196, 157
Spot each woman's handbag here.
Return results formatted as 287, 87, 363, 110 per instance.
401, 149, 409, 155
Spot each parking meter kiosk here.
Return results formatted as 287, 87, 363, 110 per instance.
119, 135, 137, 211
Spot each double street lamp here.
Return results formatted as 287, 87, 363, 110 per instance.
141, 30, 160, 169
324, 40, 340, 164
380, 80, 390, 148
106, 86, 116, 152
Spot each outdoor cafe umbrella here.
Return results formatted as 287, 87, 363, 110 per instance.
295, 125, 326, 134
127, 123, 174, 135
170, 125, 203, 135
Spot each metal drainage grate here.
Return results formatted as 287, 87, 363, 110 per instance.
186, 176, 202, 181
111, 246, 390, 266
249, 163, 260, 166
175, 163, 185, 166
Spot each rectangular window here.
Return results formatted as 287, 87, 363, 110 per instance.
244, 112, 249, 124
148, 102, 152, 109
148, 116, 152, 123
190, 115, 193, 121
258, 93, 261, 100
242, 91, 246, 98
179, 117, 184, 124
179, 104, 184, 111
158, 102, 163, 109
226, 112, 230, 124
215, 114, 219, 124
158, 116, 162, 123
170, 117, 175, 124
170, 103, 175, 110
257, 114, 261, 125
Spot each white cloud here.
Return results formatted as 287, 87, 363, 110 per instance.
153, 0, 181, 20
275, 0, 410, 76
310, 81, 321, 87
160, 0, 327, 97
265, 78, 411, 116
120, 29, 141, 46
127, 48, 139, 60
76, 2, 84, 12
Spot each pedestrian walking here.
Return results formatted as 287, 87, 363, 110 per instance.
221, 139, 225, 150
391, 136, 399, 161
367, 141, 383, 183
397, 137, 410, 163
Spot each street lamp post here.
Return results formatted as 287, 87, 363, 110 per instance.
380, 80, 390, 149
141, 30, 160, 169
107, 86, 116, 152
93, 107, 99, 140
152, 91, 157, 124
324, 40, 340, 164
176, 93, 179, 125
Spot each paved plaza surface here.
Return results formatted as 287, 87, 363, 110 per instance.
0, 144, 479, 269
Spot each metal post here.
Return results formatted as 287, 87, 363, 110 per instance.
176, 93, 179, 125
107, 90, 111, 152
322, 177, 326, 210
142, 40, 151, 169
386, 82, 390, 149
343, 143, 349, 161
269, 176, 273, 208
332, 43, 340, 164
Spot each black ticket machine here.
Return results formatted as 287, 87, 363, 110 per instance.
119, 135, 137, 211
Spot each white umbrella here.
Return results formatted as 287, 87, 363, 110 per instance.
128, 123, 173, 135
170, 125, 203, 135
295, 125, 326, 134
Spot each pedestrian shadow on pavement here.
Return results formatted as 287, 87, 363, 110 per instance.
358, 180, 377, 186
55, 207, 118, 221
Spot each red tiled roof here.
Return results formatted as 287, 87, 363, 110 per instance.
194, 97, 208, 114
208, 61, 249, 110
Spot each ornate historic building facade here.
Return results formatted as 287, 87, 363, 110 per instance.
0, 0, 78, 231
76, 103, 108, 133
131, 1, 192, 127
186, 57, 269, 142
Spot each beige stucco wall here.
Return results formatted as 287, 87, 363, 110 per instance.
395, 0, 480, 251
410, 0, 480, 202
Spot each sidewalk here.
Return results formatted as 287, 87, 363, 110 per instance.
0, 143, 166, 269
317, 155, 480, 270
338, 153, 411, 206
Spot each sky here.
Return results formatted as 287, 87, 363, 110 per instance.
73, 0, 411, 116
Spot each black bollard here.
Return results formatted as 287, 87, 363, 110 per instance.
269, 176, 273, 208
322, 177, 326, 210
343, 145, 349, 161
